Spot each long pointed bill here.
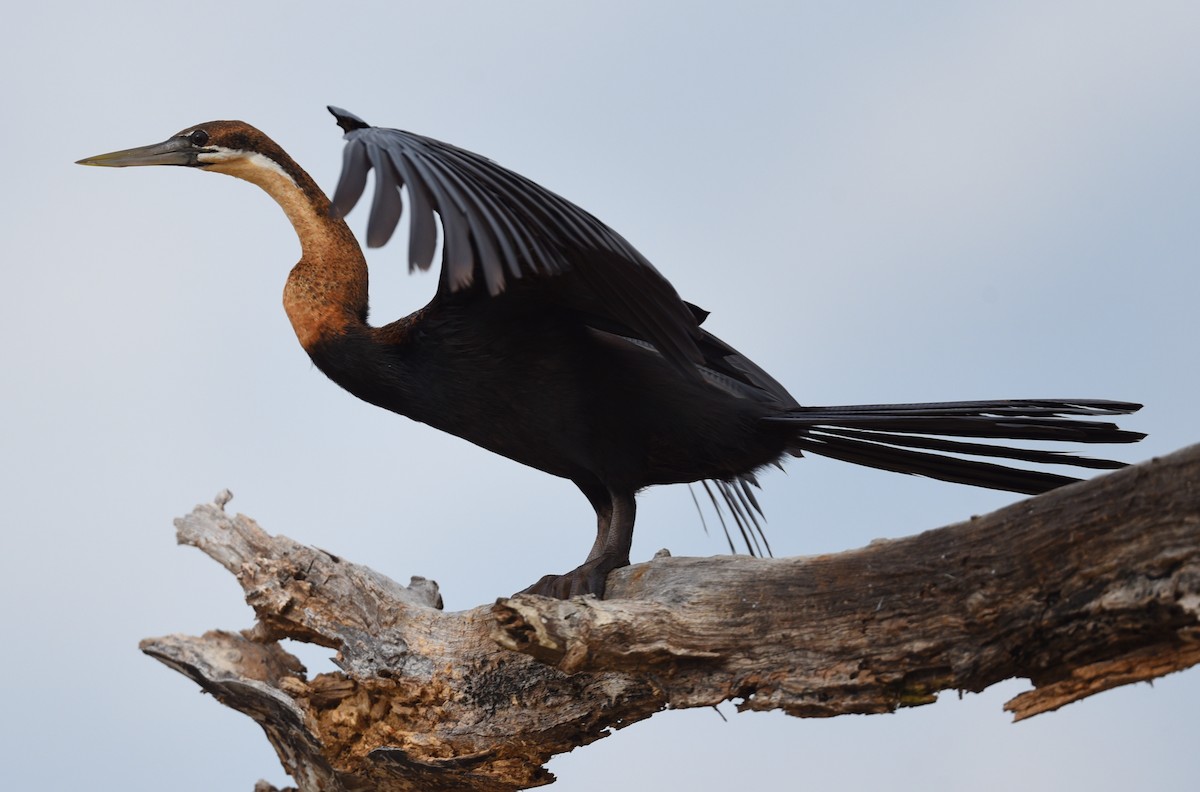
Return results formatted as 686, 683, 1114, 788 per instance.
76, 136, 195, 167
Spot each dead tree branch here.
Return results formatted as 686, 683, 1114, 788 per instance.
142, 444, 1200, 791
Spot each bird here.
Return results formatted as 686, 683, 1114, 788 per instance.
77, 107, 1144, 599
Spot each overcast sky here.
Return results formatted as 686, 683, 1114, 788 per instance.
2, 2, 1198, 789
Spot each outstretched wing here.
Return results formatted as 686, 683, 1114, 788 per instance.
326, 106, 705, 373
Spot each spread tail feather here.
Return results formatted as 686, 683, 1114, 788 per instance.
765, 399, 1144, 496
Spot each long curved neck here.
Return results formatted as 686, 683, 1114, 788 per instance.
205, 152, 369, 350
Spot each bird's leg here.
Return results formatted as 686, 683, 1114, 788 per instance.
519, 490, 635, 599
583, 496, 615, 563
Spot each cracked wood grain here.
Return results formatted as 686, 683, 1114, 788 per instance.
142, 444, 1200, 790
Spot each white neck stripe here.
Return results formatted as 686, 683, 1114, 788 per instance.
197, 147, 298, 188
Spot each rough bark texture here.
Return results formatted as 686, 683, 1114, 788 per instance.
142, 445, 1200, 791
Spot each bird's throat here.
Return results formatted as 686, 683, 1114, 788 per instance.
209, 155, 370, 350
284, 253, 369, 350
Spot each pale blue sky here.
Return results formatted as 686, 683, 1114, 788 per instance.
2, 2, 1197, 789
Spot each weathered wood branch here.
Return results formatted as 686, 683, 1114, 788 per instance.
142, 444, 1200, 791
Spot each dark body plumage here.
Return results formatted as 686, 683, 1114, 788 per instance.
308, 292, 789, 494
78, 108, 1145, 598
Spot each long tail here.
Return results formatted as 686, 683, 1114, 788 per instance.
764, 399, 1144, 495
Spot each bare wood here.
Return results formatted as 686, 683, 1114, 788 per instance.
142, 444, 1200, 791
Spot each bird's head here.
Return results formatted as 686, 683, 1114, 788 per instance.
79, 120, 273, 168
77, 119, 324, 207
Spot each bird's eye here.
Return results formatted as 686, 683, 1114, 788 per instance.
188, 129, 210, 147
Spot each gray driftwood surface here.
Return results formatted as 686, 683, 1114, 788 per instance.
142, 444, 1200, 792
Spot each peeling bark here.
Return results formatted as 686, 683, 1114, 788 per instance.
142, 444, 1200, 791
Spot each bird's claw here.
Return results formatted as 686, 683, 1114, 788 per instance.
518, 559, 615, 599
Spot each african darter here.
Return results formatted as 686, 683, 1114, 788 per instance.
78, 108, 1143, 598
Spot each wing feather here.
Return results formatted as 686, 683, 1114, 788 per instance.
388, 150, 438, 270
366, 142, 403, 248
326, 106, 704, 374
